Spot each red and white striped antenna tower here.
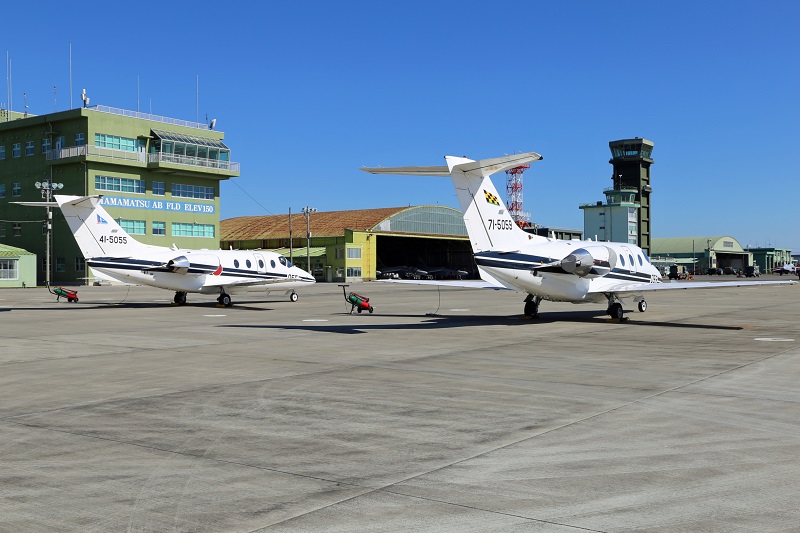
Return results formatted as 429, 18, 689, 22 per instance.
505, 163, 530, 228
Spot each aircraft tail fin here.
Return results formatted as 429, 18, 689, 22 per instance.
53, 195, 156, 259
362, 152, 546, 252
445, 153, 546, 252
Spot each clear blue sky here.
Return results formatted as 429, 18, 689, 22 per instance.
3, 1, 798, 251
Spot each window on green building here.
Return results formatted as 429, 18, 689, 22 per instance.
95, 176, 146, 194
118, 219, 146, 235
152, 221, 166, 236
171, 222, 214, 238
95, 133, 142, 152
0, 259, 18, 279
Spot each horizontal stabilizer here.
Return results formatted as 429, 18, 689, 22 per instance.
449, 152, 543, 179
360, 165, 450, 176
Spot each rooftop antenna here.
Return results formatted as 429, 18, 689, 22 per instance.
53, 85, 57, 112
137, 75, 140, 113
69, 43, 73, 109
81, 88, 89, 108
195, 74, 199, 124
23, 90, 27, 117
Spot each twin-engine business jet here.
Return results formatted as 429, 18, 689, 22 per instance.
20, 195, 315, 306
362, 153, 795, 319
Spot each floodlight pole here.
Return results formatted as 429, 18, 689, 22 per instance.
35, 180, 63, 286
302, 206, 317, 278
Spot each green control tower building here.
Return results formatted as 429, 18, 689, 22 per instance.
608, 138, 654, 255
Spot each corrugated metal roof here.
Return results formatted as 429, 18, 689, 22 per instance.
221, 206, 460, 241
0, 244, 35, 257
270, 247, 327, 258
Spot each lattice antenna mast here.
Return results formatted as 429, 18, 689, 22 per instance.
505, 163, 530, 227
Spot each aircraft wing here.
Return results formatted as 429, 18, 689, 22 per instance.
375, 279, 511, 290
593, 279, 796, 294
203, 277, 308, 288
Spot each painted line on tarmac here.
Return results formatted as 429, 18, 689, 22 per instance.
754, 338, 795, 342
204, 314, 227, 317
303, 319, 329, 322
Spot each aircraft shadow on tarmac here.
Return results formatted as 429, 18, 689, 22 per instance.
1, 301, 276, 312
221, 310, 744, 335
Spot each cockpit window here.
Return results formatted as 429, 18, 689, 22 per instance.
279, 256, 287, 267
642, 251, 650, 263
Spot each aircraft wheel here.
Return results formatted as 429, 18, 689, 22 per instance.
638, 300, 647, 313
369, 306, 374, 314
219, 294, 232, 307
174, 291, 187, 305
524, 300, 538, 318
290, 292, 299, 302
609, 302, 624, 320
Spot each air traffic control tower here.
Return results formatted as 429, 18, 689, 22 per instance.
608, 138, 654, 255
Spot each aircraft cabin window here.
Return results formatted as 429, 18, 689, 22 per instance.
270, 260, 276, 268
234, 259, 239, 268
638, 255, 643, 266
258, 259, 264, 269
246, 259, 252, 269
620, 255, 625, 267
629, 254, 634, 266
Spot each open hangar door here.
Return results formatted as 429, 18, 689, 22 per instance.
715, 252, 749, 271
376, 235, 476, 279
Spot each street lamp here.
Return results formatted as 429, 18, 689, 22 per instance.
34, 180, 64, 286
301, 206, 317, 278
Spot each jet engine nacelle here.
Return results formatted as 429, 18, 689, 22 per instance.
561, 246, 615, 278
165, 256, 190, 274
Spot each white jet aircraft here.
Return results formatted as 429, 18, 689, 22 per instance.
362, 153, 795, 319
19, 195, 315, 306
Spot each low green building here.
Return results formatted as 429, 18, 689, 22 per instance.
0, 243, 36, 287
748, 247, 793, 273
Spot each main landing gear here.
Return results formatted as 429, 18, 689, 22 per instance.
174, 291, 187, 305
217, 290, 233, 307
290, 291, 299, 302
605, 296, 648, 320
523, 295, 542, 318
